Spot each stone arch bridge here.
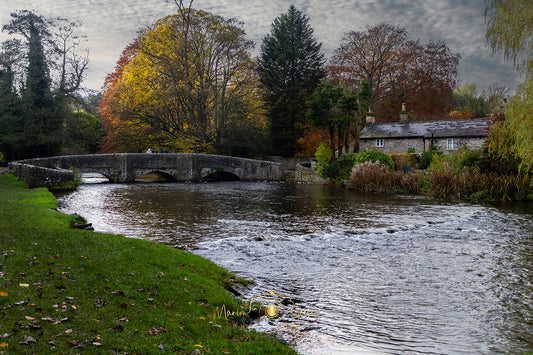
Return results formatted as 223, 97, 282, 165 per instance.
9, 153, 283, 188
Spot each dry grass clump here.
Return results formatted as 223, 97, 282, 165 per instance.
425, 162, 532, 201
346, 161, 421, 194
347, 160, 532, 201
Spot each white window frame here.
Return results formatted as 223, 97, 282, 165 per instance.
447, 138, 459, 150
375, 139, 384, 147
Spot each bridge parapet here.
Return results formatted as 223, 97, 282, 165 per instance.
9, 153, 283, 187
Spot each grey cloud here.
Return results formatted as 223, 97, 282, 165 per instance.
0, 0, 521, 92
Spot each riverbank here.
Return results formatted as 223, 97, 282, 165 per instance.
0, 174, 296, 354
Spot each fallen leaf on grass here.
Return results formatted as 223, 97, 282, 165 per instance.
0, 292, 7, 296
0, 342, 8, 348
149, 327, 168, 336
19, 335, 36, 345
41, 316, 67, 324
19, 284, 30, 288
68, 340, 84, 348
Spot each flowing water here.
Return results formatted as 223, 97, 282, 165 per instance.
56, 179, 533, 354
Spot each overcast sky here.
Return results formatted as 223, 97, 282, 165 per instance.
0, 0, 523, 94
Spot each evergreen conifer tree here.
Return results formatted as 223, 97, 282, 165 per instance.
257, 6, 325, 156
23, 19, 61, 158
0, 65, 23, 161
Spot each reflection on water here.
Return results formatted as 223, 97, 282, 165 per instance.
57, 182, 533, 354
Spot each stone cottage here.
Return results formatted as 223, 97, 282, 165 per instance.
359, 117, 491, 154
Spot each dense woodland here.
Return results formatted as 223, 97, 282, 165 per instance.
0, 0, 531, 176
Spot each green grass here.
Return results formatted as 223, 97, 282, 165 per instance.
0, 174, 296, 354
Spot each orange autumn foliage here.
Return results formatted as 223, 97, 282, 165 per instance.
296, 126, 330, 157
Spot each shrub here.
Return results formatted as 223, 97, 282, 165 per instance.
355, 149, 395, 170
419, 150, 432, 170
347, 160, 421, 194
449, 147, 519, 175
323, 153, 357, 184
347, 161, 393, 192
456, 148, 493, 172
425, 162, 533, 201
315, 142, 332, 177
389, 153, 411, 171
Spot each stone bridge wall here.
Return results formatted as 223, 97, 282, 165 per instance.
9, 153, 283, 187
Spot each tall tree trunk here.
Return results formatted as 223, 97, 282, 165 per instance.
329, 127, 335, 161
337, 125, 343, 158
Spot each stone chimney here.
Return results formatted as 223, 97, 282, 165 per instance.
400, 103, 408, 123
365, 107, 375, 125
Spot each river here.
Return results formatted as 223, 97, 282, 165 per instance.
56, 179, 533, 354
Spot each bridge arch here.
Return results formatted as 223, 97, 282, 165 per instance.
202, 170, 240, 181
135, 171, 178, 182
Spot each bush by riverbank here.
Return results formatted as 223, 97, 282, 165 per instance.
0, 174, 296, 354
346, 160, 532, 202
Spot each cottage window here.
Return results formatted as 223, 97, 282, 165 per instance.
447, 138, 459, 150
375, 139, 384, 147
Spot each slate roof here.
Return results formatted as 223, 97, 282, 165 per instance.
360, 117, 491, 139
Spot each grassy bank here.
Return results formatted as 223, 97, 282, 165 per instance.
0, 174, 296, 354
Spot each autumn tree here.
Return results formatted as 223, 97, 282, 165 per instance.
100, 9, 265, 155
99, 40, 142, 153
329, 24, 460, 122
451, 83, 508, 118
486, 0, 533, 174
307, 81, 357, 159
257, 6, 325, 156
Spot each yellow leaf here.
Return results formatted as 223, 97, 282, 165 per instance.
19, 284, 30, 288
197, 316, 205, 320
0, 292, 7, 296
71, 305, 77, 310
0, 342, 8, 348
194, 344, 203, 348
